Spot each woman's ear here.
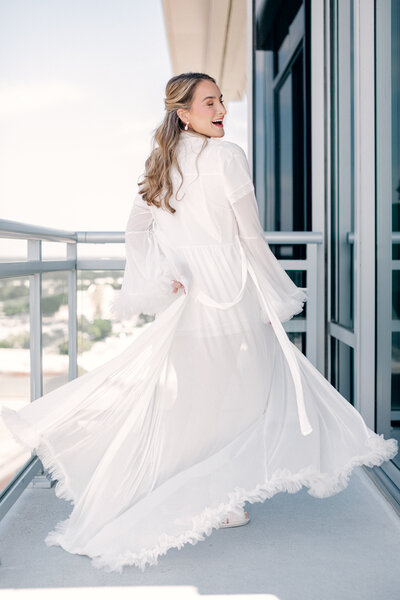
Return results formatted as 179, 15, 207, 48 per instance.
176, 109, 187, 123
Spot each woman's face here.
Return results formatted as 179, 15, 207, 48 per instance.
178, 80, 227, 138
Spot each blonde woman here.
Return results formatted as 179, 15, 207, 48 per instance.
1, 72, 398, 573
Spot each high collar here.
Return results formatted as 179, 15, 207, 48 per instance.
179, 130, 211, 144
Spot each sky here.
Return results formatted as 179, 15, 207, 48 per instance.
0, 0, 247, 247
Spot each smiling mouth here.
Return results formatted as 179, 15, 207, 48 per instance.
212, 120, 224, 127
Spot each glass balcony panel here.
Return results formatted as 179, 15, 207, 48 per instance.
76, 269, 151, 374
77, 242, 125, 260
41, 271, 69, 394
288, 331, 306, 354
287, 268, 307, 320
0, 276, 31, 494
0, 239, 27, 263
41, 241, 68, 260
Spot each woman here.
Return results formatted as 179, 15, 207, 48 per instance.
1, 72, 398, 573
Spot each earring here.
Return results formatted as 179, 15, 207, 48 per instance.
184, 122, 189, 130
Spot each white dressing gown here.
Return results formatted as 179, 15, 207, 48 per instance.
1, 130, 398, 573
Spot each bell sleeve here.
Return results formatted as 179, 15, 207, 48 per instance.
110, 193, 180, 319
222, 146, 308, 323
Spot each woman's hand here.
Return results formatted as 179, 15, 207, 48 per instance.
171, 280, 186, 294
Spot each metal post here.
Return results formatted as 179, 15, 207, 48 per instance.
306, 242, 318, 366
27, 239, 51, 487
67, 242, 78, 380
28, 239, 42, 401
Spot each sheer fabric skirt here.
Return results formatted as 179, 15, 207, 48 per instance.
1, 274, 398, 573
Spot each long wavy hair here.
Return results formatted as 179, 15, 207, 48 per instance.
137, 72, 216, 214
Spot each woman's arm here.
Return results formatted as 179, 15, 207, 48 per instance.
111, 193, 181, 319
221, 147, 308, 323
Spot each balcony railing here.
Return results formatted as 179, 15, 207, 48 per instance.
0, 218, 323, 520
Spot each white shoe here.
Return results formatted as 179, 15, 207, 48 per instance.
219, 509, 250, 528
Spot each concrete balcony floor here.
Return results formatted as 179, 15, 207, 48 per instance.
0, 467, 399, 600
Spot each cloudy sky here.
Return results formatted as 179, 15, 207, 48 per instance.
0, 0, 247, 242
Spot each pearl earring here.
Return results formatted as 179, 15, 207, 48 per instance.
184, 122, 189, 130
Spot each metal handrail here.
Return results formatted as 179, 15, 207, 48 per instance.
0, 218, 324, 245
0, 219, 76, 243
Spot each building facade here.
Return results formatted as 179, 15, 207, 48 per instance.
252, 0, 400, 496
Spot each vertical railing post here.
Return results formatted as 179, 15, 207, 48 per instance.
306, 242, 318, 366
27, 239, 50, 487
28, 239, 42, 401
67, 241, 78, 380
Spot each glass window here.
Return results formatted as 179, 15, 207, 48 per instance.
330, 337, 354, 405
375, 0, 400, 470
388, 0, 400, 461
277, 75, 294, 233
330, 0, 355, 330
255, 1, 310, 262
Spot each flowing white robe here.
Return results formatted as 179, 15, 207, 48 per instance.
1, 130, 398, 573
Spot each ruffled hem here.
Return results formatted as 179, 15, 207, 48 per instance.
2, 399, 398, 574
0, 406, 75, 504
41, 431, 397, 574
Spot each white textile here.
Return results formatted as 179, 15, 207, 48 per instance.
1, 130, 398, 573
